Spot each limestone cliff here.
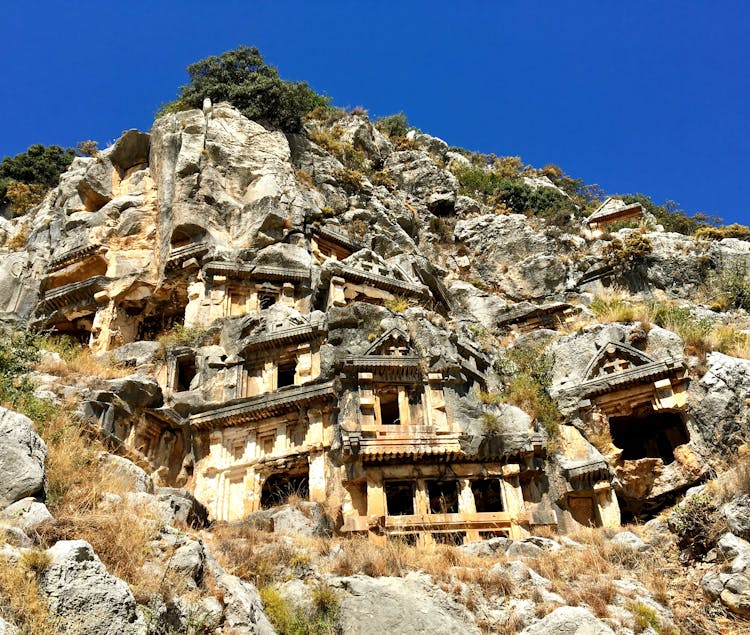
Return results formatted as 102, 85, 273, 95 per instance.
1, 101, 749, 634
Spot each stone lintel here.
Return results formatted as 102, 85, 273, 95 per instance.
203, 262, 310, 283
46, 243, 104, 273
242, 321, 326, 352
189, 381, 337, 429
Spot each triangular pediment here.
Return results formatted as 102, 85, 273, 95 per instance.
364, 328, 414, 356
583, 341, 655, 380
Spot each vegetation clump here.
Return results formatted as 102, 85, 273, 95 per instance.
494, 346, 562, 439
604, 231, 653, 271
0, 144, 75, 214
452, 162, 578, 225
375, 112, 410, 138
158, 45, 330, 132
260, 583, 339, 635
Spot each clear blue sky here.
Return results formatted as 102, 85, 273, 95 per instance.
2, 1, 749, 223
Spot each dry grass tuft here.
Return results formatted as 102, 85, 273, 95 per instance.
209, 524, 312, 587
36, 334, 130, 380
0, 548, 57, 634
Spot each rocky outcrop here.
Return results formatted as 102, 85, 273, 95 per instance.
455, 214, 568, 300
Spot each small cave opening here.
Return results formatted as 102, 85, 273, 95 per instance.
175, 355, 197, 392
261, 471, 309, 508
427, 480, 459, 514
609, 410, 689, 465
379, 392, 400, 426
385, 481, 414, 516
427, 199, 456, 217
170, 224, 206, 248
472, 479, 504, 513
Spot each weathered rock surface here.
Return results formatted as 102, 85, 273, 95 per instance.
330, 573, 480, 635
0, 618, 20, 635
0, 497, 53, 535
0, 407, 47, 509
99, 452, 154, 494
39, 540, 146, 635
520, 606, 615, 634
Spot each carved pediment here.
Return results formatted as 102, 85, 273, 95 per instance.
584, 341, 655, 380
364, 328, 413, 357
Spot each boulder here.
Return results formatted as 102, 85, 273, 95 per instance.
717, 533, 750, 561
168, 540, 204, 588
330, 572, 480, 635
0, 407, 47, 509
384, 150, 458, 215
244, 502, 331, 537
405, 129, 449, 157
39, 540, 146, 635
0, 618, 20, 635
99, 453, 154, 494
691, 353, 750, 454
610, 531, 649, 552
506, 541, 544, 559
109, 341, 164, 367
154, 488, 210, 528
455, 214, 566, 300
108, 129, 150, 172
0, 497, 54, 534
106, 373, 163, 409
202, 548, 276, 635
334, 115, 393, 163
519, 606, 615, 634
723, 495, 750, 541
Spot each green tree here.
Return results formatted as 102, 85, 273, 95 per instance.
375, 112, 410, 138
161, 46, 330, 133
0, 144, 75, 206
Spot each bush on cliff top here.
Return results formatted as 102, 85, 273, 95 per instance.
0, 144, 75, 212
159, 45, 330, 133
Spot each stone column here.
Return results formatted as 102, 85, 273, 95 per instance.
358, 372, 376, 428
307, 408, 324, 446
458, 478, 479, 543
414, 479, 429, 515
501, 464, 526, 539
398, 386, 411, 425
296, 344, 312, 384
426, 373, 448, 430
328, 276, 346, 309
281, 282, 295, 307
366, 471, 385, 516
309, 451, 327, 503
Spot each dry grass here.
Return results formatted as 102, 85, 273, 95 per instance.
589, 291, 648, 324
36, 335, 130, 380
295, 168, 316, 189
0, 549, 57, 634
384, 296, 411, 313
32, 407, 163, 598
209, 524, 312, 588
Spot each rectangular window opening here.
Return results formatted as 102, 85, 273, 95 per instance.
427, 480, 459, 514
472, 479, 504, 513
385, 481, 414, 516
277, 360, 296, 388
379, 392, 400, 425
259, 293, 277, 310
175, 355, 197, 392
